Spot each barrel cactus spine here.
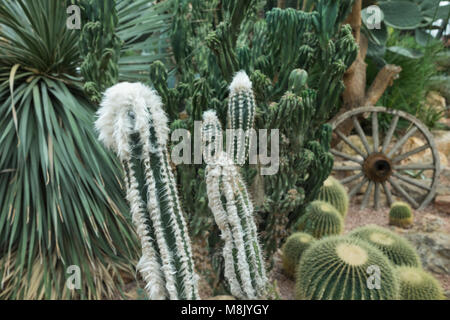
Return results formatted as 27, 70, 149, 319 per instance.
295, 200, 344, 239
227, 71, 256, 165
96, 82, 198, 300
349, 225, 421, 268
295, 236, 399, 300
316, 176, 349, 218
204, 111, 267, 299
389, 201, 414, 228
281, 232, 315, 278
396, 266, 445, 300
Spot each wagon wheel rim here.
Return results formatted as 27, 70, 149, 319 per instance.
330, 106, 440, 210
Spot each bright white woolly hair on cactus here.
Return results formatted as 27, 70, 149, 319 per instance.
202, 109, 220, 124
95, 82, 169, 157
229, 70, 252, 93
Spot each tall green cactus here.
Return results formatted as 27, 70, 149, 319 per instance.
227, 71, 257, 165
203, 111, 267, 298
79, 0, 122, 104
95, 82, 198, 300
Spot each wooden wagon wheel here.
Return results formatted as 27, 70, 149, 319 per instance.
330, 106, 440, 210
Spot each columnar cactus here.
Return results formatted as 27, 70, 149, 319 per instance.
396, 267, 445, 300
295, 200, 344, 239
295, 236, 399, 300
227, 71, 256, 165
349, 225, 421, 267
95, 82, 199, 300
389, 202, 414, 228
204, 111, 267, 299
281, 232, 315, 279
316, 176, 349, 218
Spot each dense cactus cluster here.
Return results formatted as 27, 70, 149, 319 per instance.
389, 202, 414, 228
396, 267, 445, 300
203, 111, 267, 299
147, 0, 358, 267
95, 82, 198, 300
78, 0, 122, 103
316, 176, 349, 218
349, 225, 421, 267
295, 236, 399, 300
295, 200, 344, 239
281, 232, 315, 278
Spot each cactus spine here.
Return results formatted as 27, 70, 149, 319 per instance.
282, 232, 315, 278
204, 111, 267, 299
227, 71, 256, 165
295, 236, 399, 300
295, 200, 344, 239
389, 201, 414, 228
316, 176, 349, 218
96, 82, 198, 300
396, 266, 445, 300
349, 225, 421, 267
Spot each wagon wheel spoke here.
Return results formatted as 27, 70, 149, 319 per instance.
372, 112, 379, 153
381, 114, 399, 153
387, 126, 418, 158
374, 182, 380, 210
394, 164, 435, 170
392, 144, 430, 163
333, 165, 362, 171
340, 172, 364, 184
388, 177, 419, 208
335, 130, 366, 158
352, 116, 371, 155
391, 172, 431, 191
382, 181, 393, 207
349, 177, 368, 198
331, 149, 364, 164
361, 181, 373, 210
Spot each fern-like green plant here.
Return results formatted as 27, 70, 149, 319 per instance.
349, 225, 421, 267
296, 236, 399, 300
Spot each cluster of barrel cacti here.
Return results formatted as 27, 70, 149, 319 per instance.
288, 224, 444, 300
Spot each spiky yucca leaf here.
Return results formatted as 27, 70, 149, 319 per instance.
0, 0, 138, 299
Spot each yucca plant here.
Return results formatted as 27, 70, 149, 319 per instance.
0, 0, 139, 299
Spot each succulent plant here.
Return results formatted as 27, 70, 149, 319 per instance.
227, 71, 256, 166
349, 225, 421, 267
316, 176, 349, 218
96, 82, 198, 300
295, 236, 399, 300
281, 232, 315, 278
295, 200, 344, 239
204, 111, 267, 299
396, 266, 445, 300
389, 201, 414, 228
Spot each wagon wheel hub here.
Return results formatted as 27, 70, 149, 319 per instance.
363, 153, 393, 183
